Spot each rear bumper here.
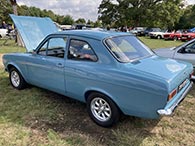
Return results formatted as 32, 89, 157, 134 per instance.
157, 81, 193, 116
191, 75, 195, 81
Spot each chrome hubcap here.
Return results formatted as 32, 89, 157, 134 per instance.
91, 97, 111, 122
11, 71, 20, 87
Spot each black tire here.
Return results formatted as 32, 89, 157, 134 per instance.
9, 67, 27, 90
157, 35, 161, 39
87, 92, 120, 127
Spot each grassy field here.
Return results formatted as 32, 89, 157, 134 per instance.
139, 37, 184, 49
0, 38, 195, 146
0, 39, 25, 53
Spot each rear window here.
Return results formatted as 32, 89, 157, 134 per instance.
105, 35, 153, 62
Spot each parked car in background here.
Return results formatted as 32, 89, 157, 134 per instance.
130, 27, 145, 36
144, 27, 161, 36
164, 30, 183, 41
155, 38, 195, 67
136, 27, 147, 36
0, 28, 8, 38
3, 15, 194, 127
181, 32, 195, 41
149, 30, 167, 39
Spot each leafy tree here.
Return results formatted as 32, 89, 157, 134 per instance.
176, 5, 195, 29
87, 19, 94, 25
98, 0, 185, 29
98, 0, 117, 26
75, 18, 86, 24
62, 15, 74, 25
56, 15, 65, 24
0, 0, 12, 24
94, 20, 102, 27
148, 0, 182, 29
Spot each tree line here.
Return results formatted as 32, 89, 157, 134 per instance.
98, 0, 195, 30
0, 0, 195, 30
0, 0, 101, 27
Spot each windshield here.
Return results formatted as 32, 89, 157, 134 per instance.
105, 35, 154, 62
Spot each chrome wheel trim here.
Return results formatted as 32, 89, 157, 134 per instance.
11, 71, 20, 87
90, 97, 112, 122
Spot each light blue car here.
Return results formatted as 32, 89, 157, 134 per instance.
3, 15, 194, 127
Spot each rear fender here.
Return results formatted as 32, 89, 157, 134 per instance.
84, 87, 122, 112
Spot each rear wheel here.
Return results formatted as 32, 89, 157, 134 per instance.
87, 92, 120, 127
9, 67, 27, 90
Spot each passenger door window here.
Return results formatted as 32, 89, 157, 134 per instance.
38, 37, 67, 58
68, 39, 97, 61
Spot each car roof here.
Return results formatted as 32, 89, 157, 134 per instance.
52, 30, 132, 41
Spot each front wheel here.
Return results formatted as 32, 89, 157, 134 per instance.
87, 92, 120, 127
9, 67, 27, 90
157, 35, 161, 39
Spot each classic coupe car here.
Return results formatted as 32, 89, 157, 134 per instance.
3, 15, 194, 127
163, 30, 183, 41
149, 30, 166, 39
181, 32, 195, 41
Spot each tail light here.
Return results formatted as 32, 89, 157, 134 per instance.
168, 88, 177, 101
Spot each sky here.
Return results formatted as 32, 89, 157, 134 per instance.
16, 0, 195, 22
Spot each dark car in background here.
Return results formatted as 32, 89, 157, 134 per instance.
136, 27, 147, 36
144, 27, 161, 36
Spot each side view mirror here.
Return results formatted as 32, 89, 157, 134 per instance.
178, 47, 186, 53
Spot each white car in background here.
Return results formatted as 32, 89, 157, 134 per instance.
149, 30, 167, 39
130, 27, 145, 35
0, 28, 8, 38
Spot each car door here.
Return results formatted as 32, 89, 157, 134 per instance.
27, 36, 67, 95
173, 41, 195, 66
64, 38, 98, 102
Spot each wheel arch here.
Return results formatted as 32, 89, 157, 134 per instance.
84, 89, 123, 114
6, 63, 27, 82
157, 35, 162, 39
7, 63, 20, 72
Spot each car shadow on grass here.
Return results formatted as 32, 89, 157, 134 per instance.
21, 86, 160, 146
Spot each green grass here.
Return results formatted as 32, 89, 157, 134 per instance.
0, 37, 195, 145
139, 37, 184, 49
0, 39, 25, 53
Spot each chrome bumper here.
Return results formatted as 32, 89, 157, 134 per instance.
157, 81, 193, 116
191, 75, 195, 80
